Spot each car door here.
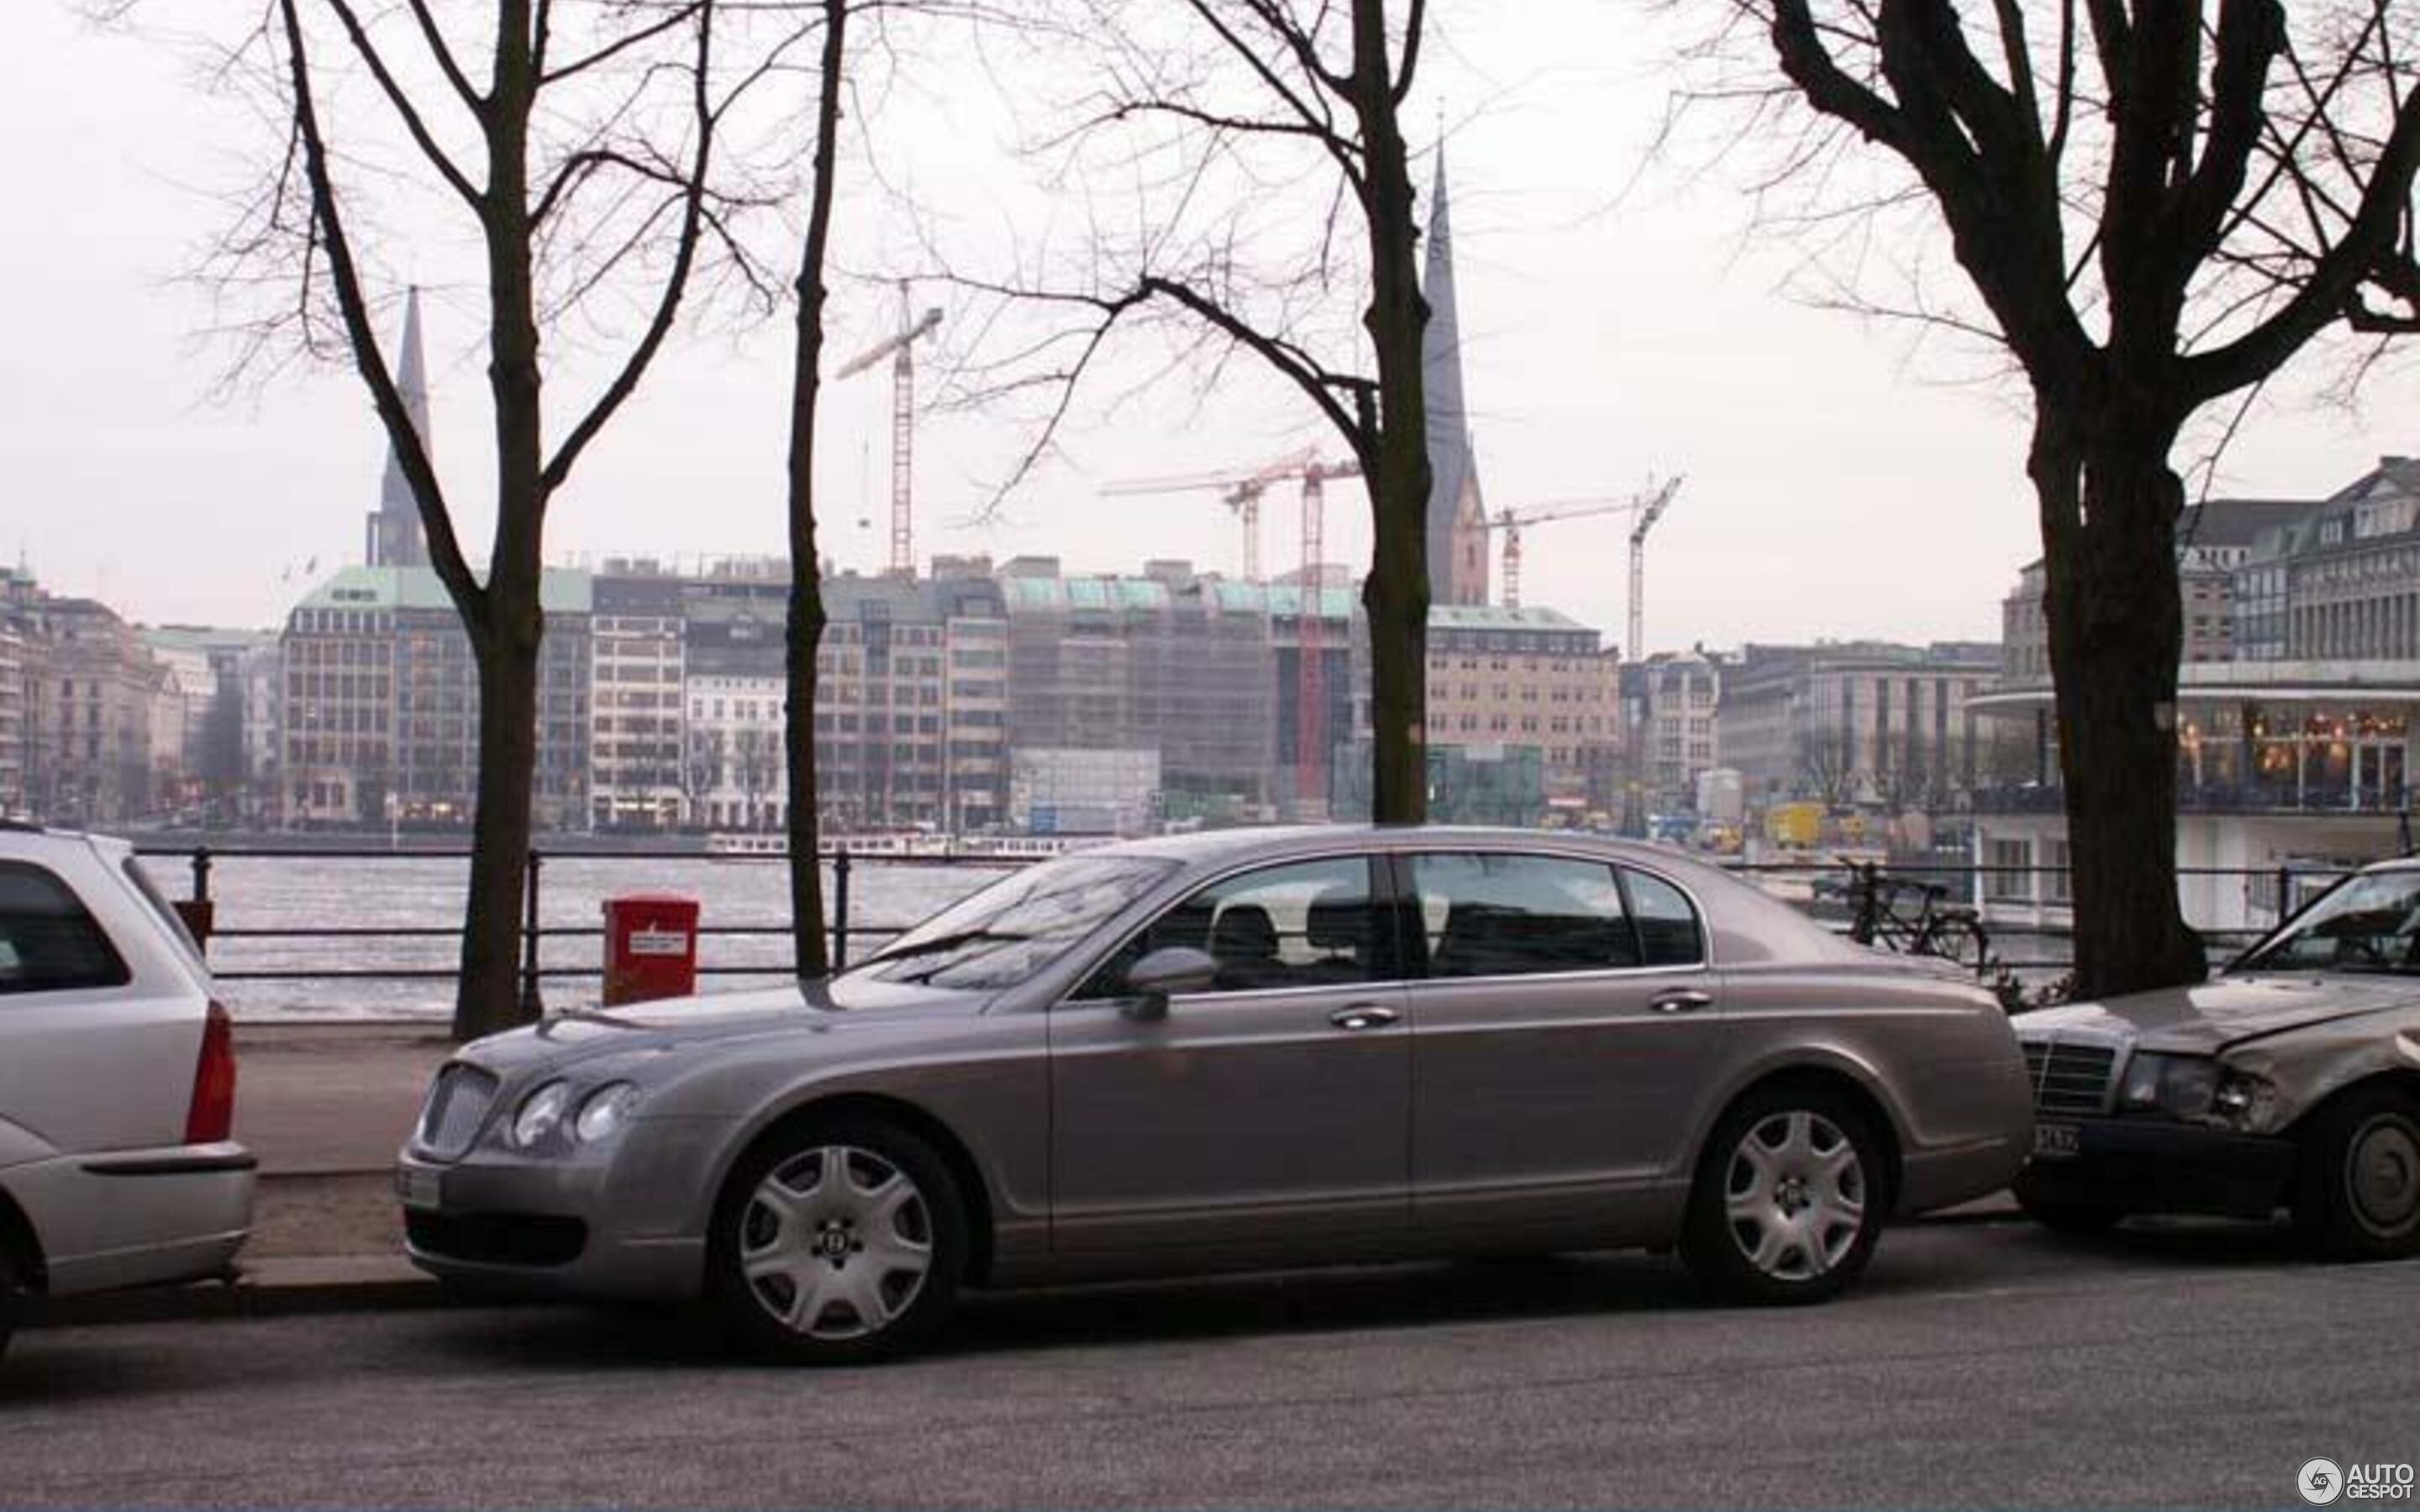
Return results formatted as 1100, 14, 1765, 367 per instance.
1047, 853, 1412, 1265
1401, 850, 1723, 1246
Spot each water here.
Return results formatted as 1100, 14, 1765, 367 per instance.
136, 853, 1007, 1021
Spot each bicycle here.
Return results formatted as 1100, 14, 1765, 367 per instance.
1840, 864, 1993, 975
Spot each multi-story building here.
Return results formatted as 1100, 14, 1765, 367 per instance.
0, 570, 30, 816
1424, 604, 1623, 819
998, 558, 1285, 826
283, 566, 589, 829
590, 566, 687, 830
27, 596, 177, 826
142, 627, 281, 825
1717, 640, 1998, 814
1631, 651, 1723, 809
2001, 497, 2314, 682
1973, 457, 2420, 936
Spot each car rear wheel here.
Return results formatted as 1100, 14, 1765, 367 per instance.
708, 1116, 966, 1364
1681, 1088, 1884, 1305
2294, 1086, 2420, 1262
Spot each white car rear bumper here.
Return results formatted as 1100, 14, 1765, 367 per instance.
4, 1142, 255, 1297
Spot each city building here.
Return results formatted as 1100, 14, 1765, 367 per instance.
1424, 603, 1623, 819
1973, 456, 2419, 936
142, 626, 281, 826
998, 558, 1286, 826
589, 566, 687, 830
1632, 651, 1723, 810
1717, 640, 1999, 814
0, 568, 32, 816
281, 565, 590, 829
26, 595, 180, 826
1422, 153, 1492, 609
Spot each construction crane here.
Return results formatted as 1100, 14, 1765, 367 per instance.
835, 280, 943, 578
1481, 477, 1682, 648
1099, 444, 1318, 581
1291, 458, 1360, 814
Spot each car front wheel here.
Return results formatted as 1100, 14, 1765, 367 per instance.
1681, 1088, 1885, 1305
708, 1116, 967, 1364
2295, 1086, 2420, 1261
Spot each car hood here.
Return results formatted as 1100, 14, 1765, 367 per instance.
455, 975, 985, 1079
2017, 973, 2420, 1055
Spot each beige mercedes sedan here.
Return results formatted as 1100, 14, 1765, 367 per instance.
397, 827, 2032, 1363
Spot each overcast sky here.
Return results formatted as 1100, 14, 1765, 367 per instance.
7, 2, 2416, 655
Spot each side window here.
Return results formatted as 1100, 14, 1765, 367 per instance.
1076, 856, 1381, 998
1412, 853, 1638, 979
0, 863, 132, 995
1624, 869, 1706, 968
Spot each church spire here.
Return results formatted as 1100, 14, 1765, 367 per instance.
369, 287, 433, 569
1422, 146, 1487, 606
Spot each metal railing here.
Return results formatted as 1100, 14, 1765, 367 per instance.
145, 841, 1022, 1013
137, 840, 2363, 1013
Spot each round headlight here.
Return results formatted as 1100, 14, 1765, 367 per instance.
512, 1080, 572, 1147
574, 1083, 639, 1143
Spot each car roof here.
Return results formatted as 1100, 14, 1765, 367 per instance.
1095, 823, 1710, 873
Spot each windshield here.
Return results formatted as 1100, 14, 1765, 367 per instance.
839, 854, 1179, 993
2238, 870, 2420, 974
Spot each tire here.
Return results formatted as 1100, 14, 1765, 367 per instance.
1681, 1086, 1886, 1305
1921, 916, 1990, 974
708, 1115, 967, 1364
2292, 1086, 2420, 1262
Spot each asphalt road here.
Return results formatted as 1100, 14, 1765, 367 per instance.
3, 1220, 2415, 1509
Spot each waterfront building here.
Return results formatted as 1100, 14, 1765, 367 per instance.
1424, 604, 1623, 820
1973, 456, 2420, 936
589, 565, 687, 830
142, 626, 281, 825
281, 566, 590, 829
1716, 640, 1998, 815
25, 595, 179, 826
0, 570, 29, 815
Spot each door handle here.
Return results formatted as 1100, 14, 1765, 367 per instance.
1650, 989, 1714, 1014
1329, 1004, 1400, 1031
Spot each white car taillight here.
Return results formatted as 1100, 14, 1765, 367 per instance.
185, 1000, 237, 1144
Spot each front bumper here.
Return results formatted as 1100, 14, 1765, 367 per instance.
395, 1129, 713, 1302
2016, 1115, 2296, 1220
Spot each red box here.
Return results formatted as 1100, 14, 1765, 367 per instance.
602, 895, 700, 1005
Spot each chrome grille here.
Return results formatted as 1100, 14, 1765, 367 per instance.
2022, 1040, 2118, 1115
418, 1063, 499, 1159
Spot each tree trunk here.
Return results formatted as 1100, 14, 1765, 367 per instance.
457, 624, 542, 1039
1352, 0, 1430, 825
783, 0, 848, 979
2031, 402, 2208, 999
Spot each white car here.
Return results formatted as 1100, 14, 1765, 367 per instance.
0, 823, 255, 1358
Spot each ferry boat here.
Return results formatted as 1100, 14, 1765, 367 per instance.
702, 830, 1103, 862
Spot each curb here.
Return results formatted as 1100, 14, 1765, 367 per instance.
33, 1262, 445, 1331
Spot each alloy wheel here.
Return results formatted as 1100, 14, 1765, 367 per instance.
739, 1144, 934, 1340
1723, 1110, 1868, 1281
2344, 1112, 2420, 1238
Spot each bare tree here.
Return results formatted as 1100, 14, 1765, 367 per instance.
783, 0, 850, 976
222, 0, 786, 1037
1702, 0, 2420, 995
952, 0, 1437, 821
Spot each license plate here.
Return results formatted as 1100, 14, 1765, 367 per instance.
395, 1165, 444, 1210
2033, 1122, 2081, 1159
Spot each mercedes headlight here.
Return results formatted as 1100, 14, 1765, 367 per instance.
574, 1083, 640, 1143
2118, 1053, 2218, 1116
510, 1080, 572, 1147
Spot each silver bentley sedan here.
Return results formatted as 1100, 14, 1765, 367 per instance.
397, 827, 2032, 1362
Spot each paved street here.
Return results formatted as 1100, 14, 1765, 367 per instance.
5, 1220, 2415, 1509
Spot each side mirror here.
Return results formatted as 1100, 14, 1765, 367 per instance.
1122, 946, 1219, 1021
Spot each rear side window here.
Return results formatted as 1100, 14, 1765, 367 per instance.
0, 863, 131, 995
1413, 853, 1639, 978
1623, 869, 1706, 968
